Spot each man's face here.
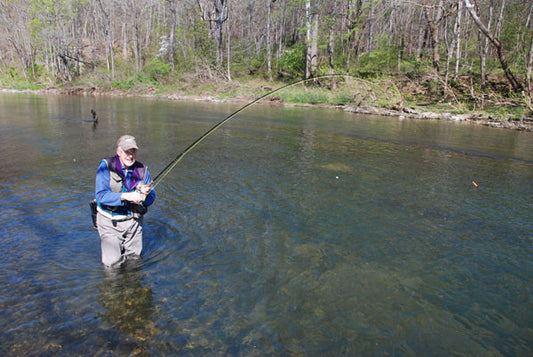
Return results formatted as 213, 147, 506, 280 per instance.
117, 147, 137, 168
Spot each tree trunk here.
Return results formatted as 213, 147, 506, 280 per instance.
305, 0, 318, 79
128, 0, 141, 74
122, 23, 128, 61
526, 4, 533, 94
478, 1, 492, 90
226, 1, 231, 81
327, 0, 337, 89
305, 0, 311, 79
527, 35, 533, 94
345, 0, 362, 72
463, 0, 522, 92
213, 0, 227, 70
367, 0, 375, 52
266, 0, 274, 81
424, 0, 444, 73
416, 7, 426, 60
133, 21, 140, 73
444, 1, 459, 96
454, 0, 463, 79
167, 0, 177, 71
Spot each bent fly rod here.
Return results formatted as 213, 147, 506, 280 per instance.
151, 73, 352, 189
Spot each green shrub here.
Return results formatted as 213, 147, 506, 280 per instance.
332, 91, 356, 105
278, 45, 305, 79
111, 73, 146, 90
145, 59, 171, 83
280, 87, 329, 104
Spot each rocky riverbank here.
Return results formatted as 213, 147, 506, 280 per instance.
345, 104, 533, 131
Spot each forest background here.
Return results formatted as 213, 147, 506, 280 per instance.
1, 0, 532, 130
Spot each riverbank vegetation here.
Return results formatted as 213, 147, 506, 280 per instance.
1, 0, 532, 129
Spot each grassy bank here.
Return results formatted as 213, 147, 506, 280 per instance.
1, 71, 532, 130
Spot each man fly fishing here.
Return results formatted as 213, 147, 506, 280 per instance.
90, 75, 349, 267
93, 135, 156, 267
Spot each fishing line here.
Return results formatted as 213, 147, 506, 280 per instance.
151, 73, 352, 189
150, 73, 485, 191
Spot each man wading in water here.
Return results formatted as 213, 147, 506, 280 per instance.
94, 135, 156, 267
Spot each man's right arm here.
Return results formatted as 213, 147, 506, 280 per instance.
95, 160, 123, 206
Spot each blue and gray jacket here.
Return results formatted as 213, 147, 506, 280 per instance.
95, 155, 155, 218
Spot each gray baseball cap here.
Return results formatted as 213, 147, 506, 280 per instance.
117, 135, 139, 151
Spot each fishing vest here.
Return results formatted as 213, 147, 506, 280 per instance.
98, 155, 148, 217
104, 155, 147, 194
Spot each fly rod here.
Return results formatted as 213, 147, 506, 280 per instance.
151, 74, 352, 189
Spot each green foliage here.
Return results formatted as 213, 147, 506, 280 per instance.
0, 66, 47, 89
111, 78, 135, 90
279, 84, 358, 106
111, 73, 149, 90
171, 11, 216, 72
400, 58, 430, 80
1, 67, 26, 87
109, 58, 173, 90
331, 91, 356, 106
278, 45, 305, 78
354, 48, 397, 77
280, 87, 326, 104
31, 63, 47, 80
112, 58, 137, 78
144, 59, 171, 83
6, 67, 25, 82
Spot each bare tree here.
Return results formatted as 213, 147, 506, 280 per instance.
266, 0, 276, 80
367, 0, 375, 52
96, 0, 115, 78
424, 0, 445, 73
345, 0, 363, 72
167, 0, 178, 71
122, 22, 128, 60
226, 0, 231, 80
453, 0, 463, 78
305, 0, 319, 79
214, 0, 228, 69
326, 0, 338, 88
463, 0, 522, 92
527, 35, 533, 95
196, 0, 229, 72
524, 3, 533, 94
444, 0, 463, 95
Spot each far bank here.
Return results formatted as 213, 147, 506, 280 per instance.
1, 75, 532, 132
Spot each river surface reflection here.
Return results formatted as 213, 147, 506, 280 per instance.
0, 92, 531, 355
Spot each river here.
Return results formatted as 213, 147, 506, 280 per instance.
0, 92, 531, 355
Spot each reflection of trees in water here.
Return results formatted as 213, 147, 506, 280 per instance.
97, 259, 156, 352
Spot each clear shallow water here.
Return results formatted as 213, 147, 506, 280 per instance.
0, 92, 531, 356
